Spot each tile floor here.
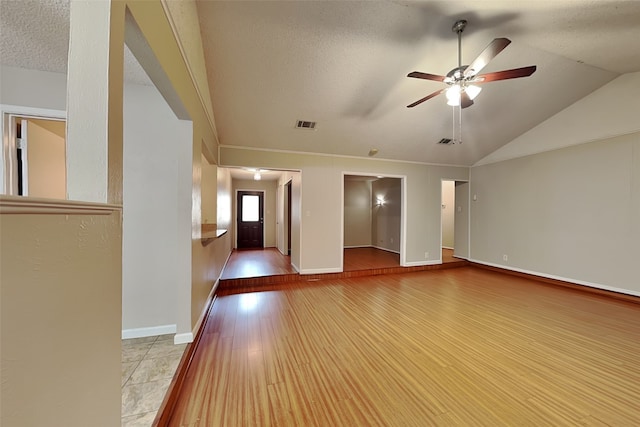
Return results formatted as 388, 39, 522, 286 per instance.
121, 334, 186, 426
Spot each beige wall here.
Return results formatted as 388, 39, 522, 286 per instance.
217, 167, 232, 229
201, 153, 217, 224
163, 0, 217, 159
471, 131, 640, 295
232, 178, 278, 248
191, 166, 233, 328
220, 147, 469, 271
454, 181, 470, 259
25, 118, 66, 199
372, 178, 401, 253
2, 1, 231, 424
476, 72, 640, 166
344, 179, 372, 247
471, 71, 640, 296
276, 171, 301, 267
0, 200, 122, 427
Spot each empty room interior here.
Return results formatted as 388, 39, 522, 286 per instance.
1, 1, 639, 426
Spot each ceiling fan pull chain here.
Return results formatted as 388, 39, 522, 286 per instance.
451, 103, 463, 144
458, 105, 463, 144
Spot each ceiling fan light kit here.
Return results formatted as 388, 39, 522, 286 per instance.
406, 19, 537, 110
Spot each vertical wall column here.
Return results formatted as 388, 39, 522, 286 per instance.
66, 0, 124, 203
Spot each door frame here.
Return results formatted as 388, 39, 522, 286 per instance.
440, 178, 470, 261
341, 172, 407, 270
1, 104, 66, 196
235, 188, 266, 249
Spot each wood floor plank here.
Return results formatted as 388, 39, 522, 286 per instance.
167, 267, 640, 426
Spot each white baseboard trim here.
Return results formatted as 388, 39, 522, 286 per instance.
291, 262, 301, 273
372, 245, 400, 254
221, 250, 233, 274
122, 324, 176, 340
175, 278, 221, 345
402, 260, 441, 267
174, 332, 193, 345
469, 258, 640, 298
299, 267, 342, 275
343, 245, 373, 249
442, 246, 454, 250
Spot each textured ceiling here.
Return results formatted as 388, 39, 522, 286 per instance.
0, 0, 152, 85
197, 0, 640, 166
2, 0, 639, 167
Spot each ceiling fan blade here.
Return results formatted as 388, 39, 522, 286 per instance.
460, 91, 474, 109
407, 71, 448, 82
475, 66, 537, 83
464, 38, 511, 77
407, 88, 446, 108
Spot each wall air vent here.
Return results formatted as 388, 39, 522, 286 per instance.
295, 120, 317, 130
437, 138, 453, 145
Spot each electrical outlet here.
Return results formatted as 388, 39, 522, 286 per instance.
503, 254, 508, 262
425, 252, 429, 259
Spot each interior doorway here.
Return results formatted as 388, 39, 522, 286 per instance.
343, 174, 404, 269
2, 110, 66, 198
441, 179, 470, 261
285, 180, 292, 256
237, 190, 265, 249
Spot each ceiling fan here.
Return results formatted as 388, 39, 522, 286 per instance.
407, 20, 537, 109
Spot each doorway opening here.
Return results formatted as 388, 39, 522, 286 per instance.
441, 179, 470, 261
1, 109, 67, 198
285, 179, 292, 256
342, 174, 405, 271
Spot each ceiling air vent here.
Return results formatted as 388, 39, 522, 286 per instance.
295, 120, 316, 130
437, 138, 453, 145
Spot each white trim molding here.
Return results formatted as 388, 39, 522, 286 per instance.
469, 258, 640, 298
0, 195, 121, 215
176, 278, 221, 345
122, 324, 177, 340
403, 260, 441, 267
173, 332, 193, 345
299, 267, 342, 275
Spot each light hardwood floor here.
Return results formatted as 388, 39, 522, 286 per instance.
167, 267, 640, 426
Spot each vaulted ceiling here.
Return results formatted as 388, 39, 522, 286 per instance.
196, 1, 639, 166
2, 1, 640, 166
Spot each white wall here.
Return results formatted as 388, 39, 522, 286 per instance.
372, 178, 401, 253
219, 147, 469, 272
344, 179, 372, 247
0, 66, 67, 111
470, 72, 640, 296
122, 82, 192, 336
441, 180, 454, 249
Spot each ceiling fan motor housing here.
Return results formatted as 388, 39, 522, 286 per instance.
452, 19, 467, 34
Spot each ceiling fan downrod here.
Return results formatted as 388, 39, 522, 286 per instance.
452, 19, 467, 73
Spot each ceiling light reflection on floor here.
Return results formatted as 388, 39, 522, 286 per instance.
239, 293, 260, 312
